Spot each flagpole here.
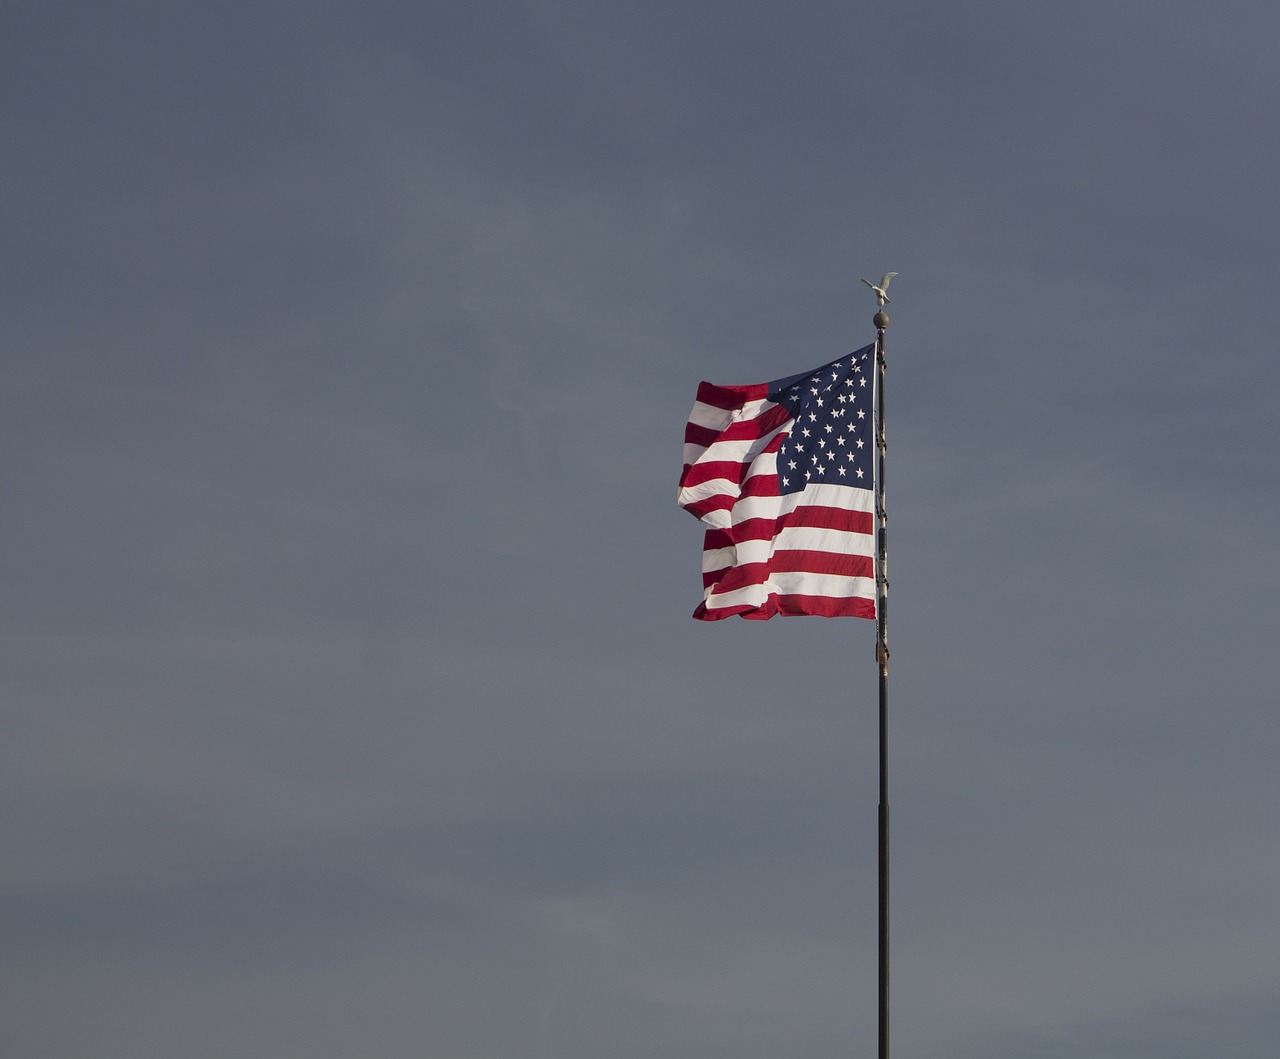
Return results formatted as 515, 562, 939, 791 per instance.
873, 308, 890, 1059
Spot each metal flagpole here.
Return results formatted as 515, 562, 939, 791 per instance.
873, 306, 890, 1059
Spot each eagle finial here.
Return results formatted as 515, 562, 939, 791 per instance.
860, 271, 898, 307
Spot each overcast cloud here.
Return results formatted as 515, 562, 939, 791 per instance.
3, 2, 1279, 1057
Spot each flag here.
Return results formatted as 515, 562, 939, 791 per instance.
678, 345, 877, 621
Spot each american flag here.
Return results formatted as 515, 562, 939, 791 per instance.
678, 345, 877, 620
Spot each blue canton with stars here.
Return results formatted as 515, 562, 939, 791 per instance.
767, 344, 875, 495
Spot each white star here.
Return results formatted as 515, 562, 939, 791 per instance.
801, 427, 811, 437
815, 397, 824, 407
856, 439, 864, 448
837, 436, 846, 446
856, 468, 864, 478
781, 476, 789, 487
838, 466, 847, 477
857, 409, 865, 419
818, 439, 826, 449
788, 459, 797, 470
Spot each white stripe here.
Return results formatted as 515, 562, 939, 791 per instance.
705, 571, 875, 609
703, 530, 872, 574
774, 524, 874, 553
686, 400, 735, 434
702, 544, 734, 573
723, 486, 873, 529
677, 477, 740, 508
702, 581, 771, 610
689, 421, 788, 471
691, 507, 732, 530
723, 527, 873, 567
778, 480, 874, 508
763, 570, 875, 598
725, 477, 789, 524
685, 395, 773, 435
688, 482, 875, 550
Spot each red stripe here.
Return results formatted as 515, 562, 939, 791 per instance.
680, 459, 751, 490
723, 506, 872, 542
702, 528, 733, 551
702, 567, 730, 589
768, 550, 874, 576
684, 422, 720, 449
685, 402, 789, 449
682, 495, 734, 521
700, 550, 872, 590
694, 593, 876, 621
706, 561, 770, 593
719, 517, 779, 545
740, 473, 781, 498
784, 505, 874, 535
695, 380, 769, 410
716, 508, 873, 547
774, 594, 876, 619
711, 405, 789, 444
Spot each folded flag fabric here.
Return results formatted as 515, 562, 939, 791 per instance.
678, 345, 877, 620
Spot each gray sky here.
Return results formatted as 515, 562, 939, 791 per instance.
4, 2, 1279, 1057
